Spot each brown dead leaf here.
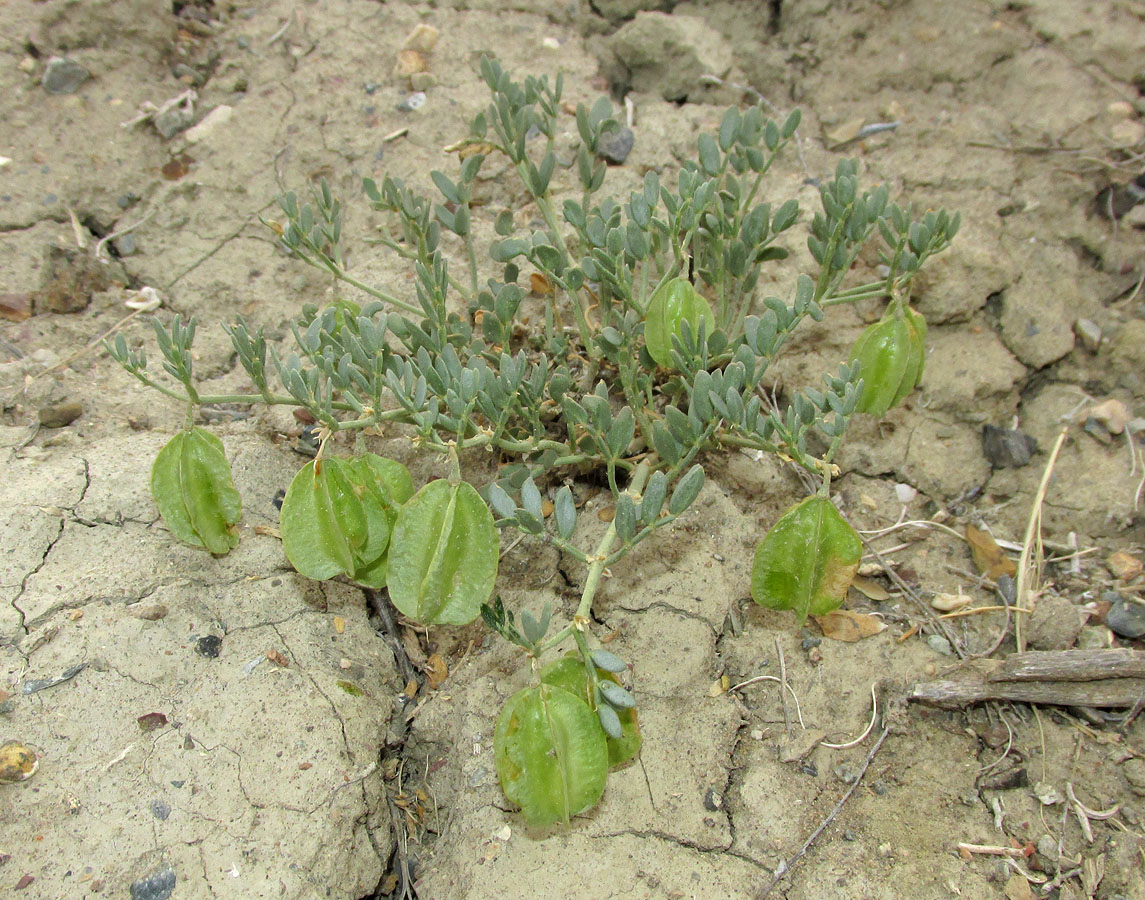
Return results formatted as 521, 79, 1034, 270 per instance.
541, 498, 554, 518
400, 625, 427, 669
457, 141, 496, 161
425, 653, 448, 690
402, 679, 418, 700
814, 609, 887, 642
708, 675, 729, 697
966, 524, 1017, 580
1107, 550, 1143, 581
597, 506, 615, 523
851, 575, 890, 601
266, 649, 289, 667
529, 272, 554, 296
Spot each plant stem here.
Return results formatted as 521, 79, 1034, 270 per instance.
537, 460, 651, 653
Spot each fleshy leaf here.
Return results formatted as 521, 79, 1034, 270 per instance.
494, 683, 608, 826
151, 427, 241, 555
387, 479, 498, 624
751, 496, 862, 624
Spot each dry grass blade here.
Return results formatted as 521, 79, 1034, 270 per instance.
1015, 426, 1069, 653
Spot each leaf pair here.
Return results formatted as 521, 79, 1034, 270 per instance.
495, 653, 641, 826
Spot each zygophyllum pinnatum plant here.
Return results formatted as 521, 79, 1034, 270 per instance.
109, 57, 958, 826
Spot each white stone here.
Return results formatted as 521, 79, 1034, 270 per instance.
184, 104, 234, 144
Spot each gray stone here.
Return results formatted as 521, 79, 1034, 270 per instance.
42, 57, 90, 95
598, 126, 635, 165
982, 425, 1037, 469
1123, 758, 1145, 797
130, 867, 175, 900
608, 12, 733, 102
927, 634, 954, 656
1105, 592, 1145, 639
114, 233, 138, 256
154, 106, 194, 140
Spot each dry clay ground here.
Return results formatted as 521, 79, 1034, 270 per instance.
1, 1, 1144, 899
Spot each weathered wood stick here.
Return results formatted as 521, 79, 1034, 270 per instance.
989, 649, 1145, 683
911, 650, 1145, 709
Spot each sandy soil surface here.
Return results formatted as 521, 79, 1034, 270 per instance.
1, 1, 1144, 899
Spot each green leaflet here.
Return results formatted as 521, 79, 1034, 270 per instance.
151, 427, 241, 555
540, 654, 641, 769
280, 454, 412, 587
387, 479, 498, 624
849, 305, 927, 416
643, 277, 715, 368
494, 683, 608, 826
751, 496, 862, 624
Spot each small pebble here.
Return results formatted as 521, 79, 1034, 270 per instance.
800, 629, 821, 650
155, 106, 195, 140
1074, 318, 1103, 352
981, 424, 1037, 468
926, 634, 954, 656
128, 603, 168, 620
183, 104, 233, 144
833, 764, 857, 785
39, 401, 83, 429
703, 787, 723, 810
396, 91, 426, 112
466, 766, 489, 788
364, 82, 379, 95
1121, 759, 1145, 797
171, 64, 202, 86
598, 126, 635, 165
409, 72, 438, 91
1105, 592, 1145, 639
115, 233, 138, 256
195, 635, 223, 658
0, 741, 39, 783
150, 799, 171, 821
18, 56, 36, 74
42, 57, 90, 95
130, 867, 176, 900
401, 24, 439, 53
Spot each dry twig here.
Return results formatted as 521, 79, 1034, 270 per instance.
757, 727, 890, 899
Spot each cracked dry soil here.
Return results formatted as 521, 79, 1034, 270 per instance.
2, 1, 1145, 899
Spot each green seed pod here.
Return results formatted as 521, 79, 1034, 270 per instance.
494, 683, 608, 826
540, 653, 641, 769
150, 427, 242, 555
387, 479, 498, 625
848, 305, 927, 416
280, 454, 412, 588
644, 277, 715, 368
751, 496, 862, 624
